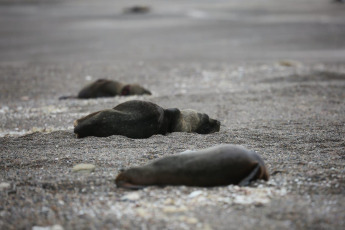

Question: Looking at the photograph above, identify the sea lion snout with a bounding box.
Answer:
[209,118,221,132]
[194,113,221,134]
[126,84,152,95]
[171,109,221,134]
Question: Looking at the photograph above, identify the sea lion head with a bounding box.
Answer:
[73,109,118,138]
[121,84,152,96]
[172,109,220,134]
[115,167,153,189]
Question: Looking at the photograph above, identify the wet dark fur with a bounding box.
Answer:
[115,144,269,188]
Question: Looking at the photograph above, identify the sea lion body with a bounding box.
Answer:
[115,144,269,188]
[60,79,151,99]
[73,100,220,138]
[124,6,150,14]
[78,79,123,98]
[74,100,177,138]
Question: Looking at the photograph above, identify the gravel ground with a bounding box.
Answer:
[0,0,345,230]
[1,62,344,230]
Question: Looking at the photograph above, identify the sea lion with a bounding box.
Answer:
[59,79,151,100]
[73,100,220,138]
[115,144,270,189]
[124,6,150,14]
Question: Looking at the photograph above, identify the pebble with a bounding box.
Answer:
[121,192,140,201]
[0,182,16,194]
[232,192,271,205]
[163,205,188,213]
[188,190,203,198]
[0,182,11,190]
[72,164,96,173]
[21,96,30,101]
[178,216,199,224]
[32,225,64,230]
[136,208,150,218]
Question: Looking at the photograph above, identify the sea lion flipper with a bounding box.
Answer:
[59,95,77,100]
[238,163,260,186]
[116,181,146,190]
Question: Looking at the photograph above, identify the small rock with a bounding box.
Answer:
[21,96,30,101]
[163,205,188,213]
[202,224,214,230]
[0,182,16,194]
[164,198,175,205]
[178,216,199,224]
[121,192,140,201]
[278,60,301,67]
[32,225,64,230]
[0,182,11,190]
[216,197,232,204]
[188,190,203,198]
[136,208,150,218]
[72,164,95,173]
[233,193,270,205]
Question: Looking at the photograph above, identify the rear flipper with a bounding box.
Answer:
[59,95,78,100]
[238,163,260,186]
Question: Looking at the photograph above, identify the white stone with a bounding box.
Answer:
[0,182,10,190]
[121,192,140,201]
[32,225,64,230]
[163,205,188,213]
[72,163,96,173]
[188,190,203,198]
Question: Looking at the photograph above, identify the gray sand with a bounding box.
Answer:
[0,0,344,230]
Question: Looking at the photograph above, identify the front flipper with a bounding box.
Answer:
[59,95,78,100]
[238,163,260,186]
[116,181,146,190]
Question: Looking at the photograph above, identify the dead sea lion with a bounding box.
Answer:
[73,100,220,138]
[124,6,150,14]
[115,144,269,189]
[59,79,151,100]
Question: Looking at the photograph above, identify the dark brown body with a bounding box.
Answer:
[73,100,220,138]
[59,79,151,99]
[115,144,269,188]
